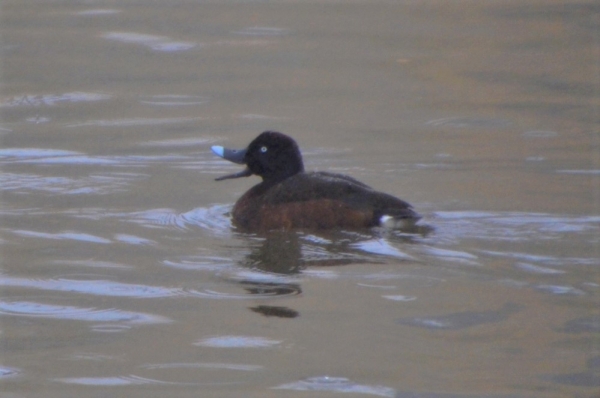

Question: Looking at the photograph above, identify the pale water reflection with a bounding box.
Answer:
[0,301,170,325]
[274,376,396,397]
[1,0,599,397]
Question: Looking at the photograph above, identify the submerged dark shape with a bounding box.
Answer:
[211,131,420,231]
[249,305,299,319]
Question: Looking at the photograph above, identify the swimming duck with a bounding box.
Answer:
[211,131,420,231]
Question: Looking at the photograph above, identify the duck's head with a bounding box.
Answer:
[212,131,305,183]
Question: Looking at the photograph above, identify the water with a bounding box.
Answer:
[1,1,599,397]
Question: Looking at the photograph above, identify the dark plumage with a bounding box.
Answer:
[212,131,420,231]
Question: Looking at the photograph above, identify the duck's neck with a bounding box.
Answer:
[260,170,302,188]
[261,159,304,185]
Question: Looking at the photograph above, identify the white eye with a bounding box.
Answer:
[260,146,268,153]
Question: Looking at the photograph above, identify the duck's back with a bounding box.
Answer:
[232,172,420,231]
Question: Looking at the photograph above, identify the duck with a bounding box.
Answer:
[211,131,420,231]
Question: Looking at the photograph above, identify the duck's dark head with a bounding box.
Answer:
[212,131,305,183]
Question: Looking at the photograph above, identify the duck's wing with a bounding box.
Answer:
[264,172,420,222]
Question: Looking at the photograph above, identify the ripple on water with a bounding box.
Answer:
[235,113,287,120]
[434,211,600,242]
[142,362,263,372]
[55,375,178,386]
[67,116,206,128]
[556,169,600,175]
[274,376,395,397]
[163,255,235,271]
[67,352,117,361]
[561,316,600,333]
[0,276,182,298]
[426,116,512,128]
[534,284,585,296]
[184,282,302,300]
[139,94,209,107]
[0,172,146,195]
[195,335,281,348]
[56,374,234,387]
[11,156,122,166]
[513,262,565,275]
[91,324,134,333]
[233,27,289,36]
[0,145,223,176]
[0,92,111,107]
[74,9,121,16]
[300,240,386,266]
[522,130,559,138]
[101,208,183,230]
[12,230,112,244]
[179,205,233,235]
[101,31,196,52]
[131,209,181,229]
[228,270,298,285]
[55,260,132,269]
[300,231,426,267]
[140,136,217,147]
[419,246,481,266]
[350,239,414,260]
[0,148,81,159]
[397,303,522,330]
[0,300,170,325]
[85,204,233,234]
[480,249,597,267]
[544,371,600,388]
[0,148,158,167]
[1,267,300,302]
[382,295,417,302]
[149,42,197,52]
[114,234,156,246]
[0,365,21,379]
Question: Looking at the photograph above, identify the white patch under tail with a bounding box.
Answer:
[379,215,413,229]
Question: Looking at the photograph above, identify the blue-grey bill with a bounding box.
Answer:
[211,145,252,181]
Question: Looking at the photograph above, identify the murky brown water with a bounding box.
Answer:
[1,1,599,397]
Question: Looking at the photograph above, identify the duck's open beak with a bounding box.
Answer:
[211,146,252,181]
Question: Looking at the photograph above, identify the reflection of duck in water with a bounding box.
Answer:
[242,232,302,319]
[212,131,420,231]
[238,228,423,319]
[243,229,421,275]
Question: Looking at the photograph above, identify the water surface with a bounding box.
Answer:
[1,1,598,397]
